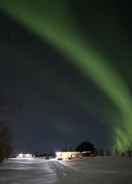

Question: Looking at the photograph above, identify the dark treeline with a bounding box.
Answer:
[0,126,12,162]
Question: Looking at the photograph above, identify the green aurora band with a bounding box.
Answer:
[1,0,132,152]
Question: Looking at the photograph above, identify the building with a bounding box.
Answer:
[56,151,81,160]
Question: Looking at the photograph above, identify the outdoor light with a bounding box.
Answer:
[17,153,24,159]
[16,153,33,160]
[56,152,81,160]
[56,152,62,157]
[25,154,32,158]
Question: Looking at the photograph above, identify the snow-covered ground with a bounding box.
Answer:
[0,157,132,184]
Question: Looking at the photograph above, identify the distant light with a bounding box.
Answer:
[56,151,81,160]
[16,153,33,160]
[25,154,32,158]
[17,153,24,159]
[56,152,62,157]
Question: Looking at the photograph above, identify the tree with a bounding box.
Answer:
[0,126,12,162]
[98,149,105,156]
[105,150,111,156]
[76,141,96,155]
[127,150,132,158]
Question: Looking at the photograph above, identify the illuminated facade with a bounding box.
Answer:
[56,152,81,160]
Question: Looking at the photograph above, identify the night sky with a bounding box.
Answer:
[0,1,132,153]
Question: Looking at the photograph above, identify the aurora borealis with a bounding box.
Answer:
[0,1,132,152]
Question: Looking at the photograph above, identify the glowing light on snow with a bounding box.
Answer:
[17,153,24,159]
[16,153,33,160]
